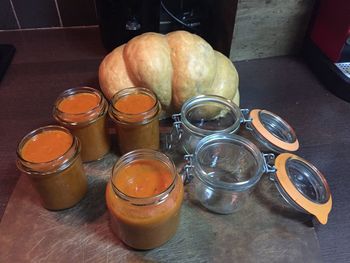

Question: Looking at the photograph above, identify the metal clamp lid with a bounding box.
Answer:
[182,154,194,184]
[262,153,277,174]
[165,113,183,151]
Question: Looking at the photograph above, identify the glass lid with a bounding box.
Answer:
[248,109,299,153]
[181,95,242,136]
[274,153,332,224]
[193,133,264,191]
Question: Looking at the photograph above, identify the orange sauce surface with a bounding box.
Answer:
[58,93,100,114]
[21,130,73,163]
[114,93,155,114]
[114,159,173,198]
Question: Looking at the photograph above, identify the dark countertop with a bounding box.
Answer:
[0,27,349,262]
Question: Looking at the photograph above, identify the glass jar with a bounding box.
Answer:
[168,95,242,154]
[186,133,265,214]
[168,95,299,154]
[109,87,161,154]
[53,87,110,162]
[16,125,87,210]
[184,133,332,224]
[105,149,184,249]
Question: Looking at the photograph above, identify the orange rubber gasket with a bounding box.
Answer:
[275,153,332,225]
[250,109,299,152]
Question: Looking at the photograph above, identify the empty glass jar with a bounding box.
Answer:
[168,95,299,154]
[184,133,332,224]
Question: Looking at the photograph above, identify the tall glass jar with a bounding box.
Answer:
[105,149,184,249]
[109,87,161,154]
[53,87,110,162]
[16,125,87,210]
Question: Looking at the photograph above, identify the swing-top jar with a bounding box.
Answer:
[184,133,332,224]
[169,95,299,154]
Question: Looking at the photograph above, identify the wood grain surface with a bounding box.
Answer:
[0,149,321,262]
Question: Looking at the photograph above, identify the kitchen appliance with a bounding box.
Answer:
[96,0,161,51]
[303,0,350,102]
[96,0,237,57]
[159,0,237,56]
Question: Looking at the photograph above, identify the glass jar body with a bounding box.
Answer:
[16,126,88,210]
[109,87,160,155]
[53,87,111,162]
[115,117,159,154]
[173,95,242,154]
[189,134,264,214]
[106,179,183,249]
[180,124,238,154]
[193,175,252,214]
[28,155,87,210]
[105,150,184,249]
[68,114,110,162]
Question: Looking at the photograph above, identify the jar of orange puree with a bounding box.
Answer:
[53,87,110,162]
[106,149,184,250]
[109,87,160,154]
[16,125,87,210]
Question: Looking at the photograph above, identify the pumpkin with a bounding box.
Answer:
[99,30,239,114]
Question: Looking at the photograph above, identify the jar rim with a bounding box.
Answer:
[180,95,242,137]
[53,87,107,126]
[109,87,160,126]
[16,125,80,175]
[110,149,177,205]
[193,133,264,191]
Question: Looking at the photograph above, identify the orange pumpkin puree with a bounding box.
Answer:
[58,93,100,114]
[21,130,72,163]
[111,92,159,153]
[114,159,173,198]
[114,93,155,114]
[106,158,183,249]
[55,91,110,162]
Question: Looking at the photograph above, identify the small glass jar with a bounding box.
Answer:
[168,95,242,154]
[16,125,87,210]
[168,95,299,154]
[187,133,264,214]
[105,149,184,249]
[53,87,110,162]
[109,87,161,154]
[184,133,332,224]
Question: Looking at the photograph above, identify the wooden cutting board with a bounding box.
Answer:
[0,149,322,262]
